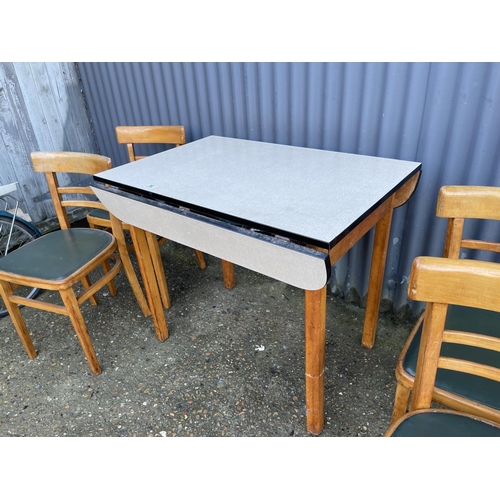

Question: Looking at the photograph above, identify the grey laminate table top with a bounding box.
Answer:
[95,136,421,249]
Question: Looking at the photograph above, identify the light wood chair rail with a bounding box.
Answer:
[439,185,500,259]
[115,125,186,162]
[31,151,112,174]
[408,256,500,311]
[437,185,500,220]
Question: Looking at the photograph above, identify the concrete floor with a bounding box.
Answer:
[0,239,414,438]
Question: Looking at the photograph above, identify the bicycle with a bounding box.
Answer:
[0,182,42,318]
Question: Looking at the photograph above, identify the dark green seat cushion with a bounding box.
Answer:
[87,208,110,220]
[403,305,500,410]
[0,228,114,281]
[391,410,500,437]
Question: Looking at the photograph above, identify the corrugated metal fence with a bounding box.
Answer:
[36,63,500,313]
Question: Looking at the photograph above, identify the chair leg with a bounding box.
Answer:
[59,288,101,375]
[109,214,151,317]
[101,259,117,296]
[81,276,98,306]
[391,382,411,424]
[0,280,37,359]
[119,247,151,317]
[221,260,235,289]
[194,250,206,269]
[130,226,169,342]
[146,231,171,309]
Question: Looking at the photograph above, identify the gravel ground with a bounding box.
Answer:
[6,238,484,497]
[0,239,413,438]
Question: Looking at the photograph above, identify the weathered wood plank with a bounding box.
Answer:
[0,62,97,225]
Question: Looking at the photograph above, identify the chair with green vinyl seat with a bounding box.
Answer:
[386,256,500,437]
[0,151,150,375]
[391,186,500,426]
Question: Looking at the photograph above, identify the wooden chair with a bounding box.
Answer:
[87,125,207,309]
[386,256,500,436]
[0,151,151,375]
[391,186,500,425]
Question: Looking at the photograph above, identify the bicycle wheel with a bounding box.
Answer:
[0,214,42,318]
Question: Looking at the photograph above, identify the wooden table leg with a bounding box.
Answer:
[361,204,394,349]
[305,285,327,435]
[361,172,420,348]
[130,226,169,342]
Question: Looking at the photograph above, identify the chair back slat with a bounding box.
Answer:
[58,187,95,195]
[438,186,500,259]
[31,151,111,174]
[60,200,106,210]
[443,330,500,352]
[460,239,500,253]
[115,125,186,162]
[438,357,500,382]
[437,186,500,220]
[408,257,500,312]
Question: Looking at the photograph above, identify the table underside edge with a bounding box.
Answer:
[93,186,331,291]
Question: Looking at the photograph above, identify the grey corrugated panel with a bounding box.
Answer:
[392,62,500,309]
[77,62,500,313]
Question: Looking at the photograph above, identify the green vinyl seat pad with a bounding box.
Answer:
[403,304,500,411]
[87,208,111,221]
[0,228,114,281]
[390,410,500,437]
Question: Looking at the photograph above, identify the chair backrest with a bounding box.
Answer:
[115,125,186,162]
[31,151,112,230]
[437,186,500,259]
[407,256,500,412]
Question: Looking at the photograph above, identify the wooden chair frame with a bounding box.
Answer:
[386,256,500,435]
[391,186,500,424]
[0,151,150,375]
